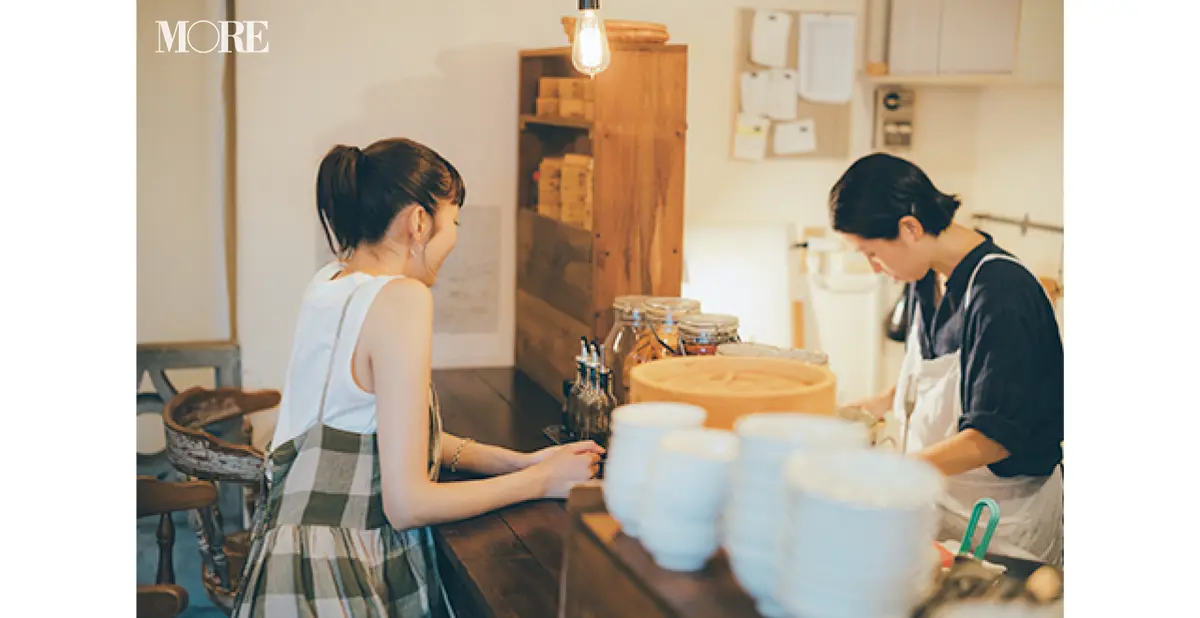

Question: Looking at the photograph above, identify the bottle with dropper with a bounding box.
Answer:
[586,343,616,448]
[579,341,602,443]
[564,337,590,441]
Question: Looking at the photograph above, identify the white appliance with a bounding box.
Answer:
[792,236,886,406]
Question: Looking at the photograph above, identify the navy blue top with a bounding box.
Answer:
[908,232,1064,478]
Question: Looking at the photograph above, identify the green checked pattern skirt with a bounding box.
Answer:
[232,389,451,618]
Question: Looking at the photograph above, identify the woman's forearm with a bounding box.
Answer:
[387,467,546,530]
[915,429,1010,477]
[440,432,528,475]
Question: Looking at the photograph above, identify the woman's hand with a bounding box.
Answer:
[531,441,605,499]
[518,441,604,469]
[848,385,897,420]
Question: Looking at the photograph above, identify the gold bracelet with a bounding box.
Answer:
[449,437,474,473]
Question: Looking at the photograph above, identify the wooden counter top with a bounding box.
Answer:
[430,368,1048,618]
[431,368,568,618]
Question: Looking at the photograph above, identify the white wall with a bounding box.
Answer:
[133,0,1060,392]
[232,0,870,389]
[137,0,231,452]
[137,0,229,344]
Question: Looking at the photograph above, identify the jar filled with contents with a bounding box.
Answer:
[603,295,651,406]
[643,297,702,360]
[678,313,741,356]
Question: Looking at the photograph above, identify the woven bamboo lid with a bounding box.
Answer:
[561,17,670,46]
[629,356,837,430]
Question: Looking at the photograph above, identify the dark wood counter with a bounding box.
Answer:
[431,368,568,618]
[430,368,1049,618]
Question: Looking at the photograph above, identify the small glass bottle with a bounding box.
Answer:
[604,296,652,406]
[577,343,600,441]
[583,345,616,448]
[564,337,590,440]
[678,313,742,356]
[592,369,616,447]
[643,297,702,360]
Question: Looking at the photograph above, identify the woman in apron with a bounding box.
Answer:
[233,138,603,617]
[828,153,1064,567]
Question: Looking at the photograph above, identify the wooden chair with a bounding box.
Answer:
[137,476,219,618]
[162,386,281,614]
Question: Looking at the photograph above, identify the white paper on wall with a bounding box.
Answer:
[740,70,770,117]
[767,69,799,120]
[797,13,858,103]
[733,114,770,162]
[750,10,792,68]
[773,118,818,155]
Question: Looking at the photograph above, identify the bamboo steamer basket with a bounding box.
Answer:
[561,17,670,46]
[628,356,837,430]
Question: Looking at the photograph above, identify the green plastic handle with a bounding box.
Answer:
[960,498,1000,560]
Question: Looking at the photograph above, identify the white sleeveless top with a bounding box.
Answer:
[269,261,401,449]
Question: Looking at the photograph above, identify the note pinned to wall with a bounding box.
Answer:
[732,8,853,160]
[750,10,791,68]
[733,114,770,162]
[767,69,799,121]
[797,13,858,103]
[740,70,770,117]
[773,118,818,155]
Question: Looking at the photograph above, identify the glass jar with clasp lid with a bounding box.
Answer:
[642,297,702,360]
[603,295,652,406]
[678,313,742,356]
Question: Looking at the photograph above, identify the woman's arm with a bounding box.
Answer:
[847,383,896,419]
[915,429,1010,477]
[442,435,593,476]
[440,433,529,475]
[367,280,598,529]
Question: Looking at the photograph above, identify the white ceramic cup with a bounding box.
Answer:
[640,516,721,572]
[602,402,707,537]
[639,428,739,522]
[777,449,945,618]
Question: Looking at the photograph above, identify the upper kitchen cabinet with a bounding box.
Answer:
[872,0,1062,87]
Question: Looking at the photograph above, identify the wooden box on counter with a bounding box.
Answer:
[516,45,688,403]
[559,482,761,618]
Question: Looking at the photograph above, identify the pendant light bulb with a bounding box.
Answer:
[571,0,610,77]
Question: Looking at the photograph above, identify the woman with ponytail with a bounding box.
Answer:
[233,138,603,617]
[830,153,1063,567]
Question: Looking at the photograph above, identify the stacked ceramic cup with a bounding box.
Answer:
[602,402,707,539]
[637,427,740,571]
[779,449,946,618]
[722,413,872,618]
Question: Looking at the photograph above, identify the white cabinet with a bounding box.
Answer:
[937,0,1021,74]
[888,0,1033,78]
[887,0,941,75]
[1013,0,1064,85]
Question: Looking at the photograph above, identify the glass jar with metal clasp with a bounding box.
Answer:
[678,313,742,356]
[603,295,652,406]
[642,297,702,360]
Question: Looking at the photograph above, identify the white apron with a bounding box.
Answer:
[889,253,1063,567]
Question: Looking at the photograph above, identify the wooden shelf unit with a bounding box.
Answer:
[515,45,688,402]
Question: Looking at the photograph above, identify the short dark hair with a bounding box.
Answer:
[828,153,960,240]
[316,137,466,258]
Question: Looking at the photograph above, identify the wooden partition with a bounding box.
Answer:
[515,45,689,402]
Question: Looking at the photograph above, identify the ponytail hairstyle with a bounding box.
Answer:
[316,138,466,259]
[828,153,961,239]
